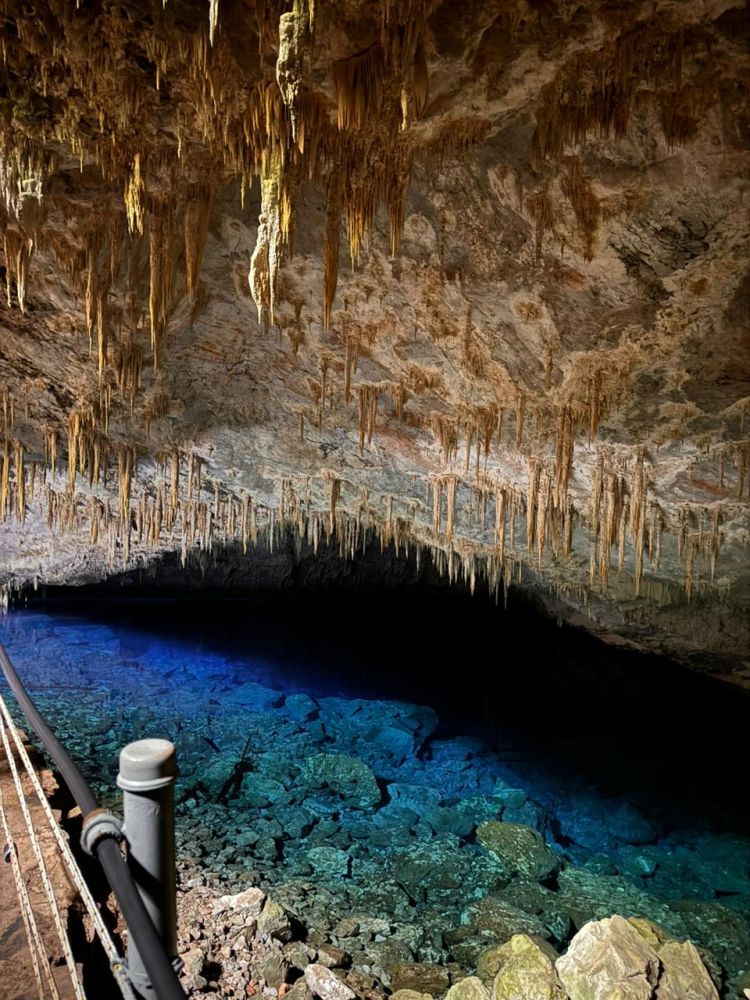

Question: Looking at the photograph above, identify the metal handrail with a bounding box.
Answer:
[0,641,186,1000]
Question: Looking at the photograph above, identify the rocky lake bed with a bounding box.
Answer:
[1,607,749,999]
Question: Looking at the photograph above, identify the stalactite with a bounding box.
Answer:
[515,392,525,450]
[249,150,285,327]
[495,485,507,566]
[329,477,341,534]
[425,478,438,538]
[526,184,554,263]
[323,175,343,330]
[560,156,600,262]
[209,0,220,46]
[117,445,135,519]
[276,6,307,143]
[554,405,574,505]
[358,384,379,454]
[45,427,57,483]
[445,476,458,545]
[149,201,174,362]
[526,458,540,552]
[12,440,25,522]
[589,453,603,589]
[184,186,213,301]
[333,46,385,132]
[589,371,603,443]
[0,438,9,522]
[3,227,33,311]
[124,154,145,236]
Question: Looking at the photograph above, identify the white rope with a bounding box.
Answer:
[0,781,59,1000]
[0,696,127,962]
[0,711,87,1000]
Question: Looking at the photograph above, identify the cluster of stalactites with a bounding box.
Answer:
[531,16,716,168]
[0,414,736,610]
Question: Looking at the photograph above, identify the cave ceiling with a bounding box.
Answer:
[0,0,749,679]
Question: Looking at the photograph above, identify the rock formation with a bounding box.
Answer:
[0,0,748,677]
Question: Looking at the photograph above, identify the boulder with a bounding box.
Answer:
[460,896,550,943]
[257,898,294,941]
[307,846,351,879]
[556,915,661,999]
[665,899,750,979]
[284,693,320,722]
[555,796,657,852]
[241,772,287,807]
[657,940,719,1000]
[304,754,381,809]
[304,964,356,1000]
[555,867,679,935]
[225,681,284,712]
[486,935,564,1000]
[444,976,489,1000]
[390,964,451,996]
[214,885,266,916]
[476,822,559,880]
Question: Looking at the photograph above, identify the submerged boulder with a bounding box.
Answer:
[304,754,381,809]
[307,845,351,879]
[556,915,661,999]
[443,976,489,1000]
[486,935,564,1000]
[556,915,719,1000]
[390,964,451,996]
[460,896,550,943]
[657,941,719,1000]
[304,964,356,1000]
[476,821,559,880]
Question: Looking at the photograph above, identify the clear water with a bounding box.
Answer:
[1,590,749,993]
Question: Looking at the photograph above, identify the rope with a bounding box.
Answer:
[0,710,87,1000]
[0,694,137,1000]
[0,781,59,1000]
[0,641,187,1000]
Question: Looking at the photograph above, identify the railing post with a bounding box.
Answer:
[117,739,179,998]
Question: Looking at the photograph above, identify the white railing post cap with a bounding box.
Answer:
[117,739,178,792]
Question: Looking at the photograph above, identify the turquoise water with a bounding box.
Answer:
[1,592,749,994]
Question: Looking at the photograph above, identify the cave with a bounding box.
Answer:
[0,0,749,998]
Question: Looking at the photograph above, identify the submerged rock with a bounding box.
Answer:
[555,914,719,1000]
[307,846,351,879]
[487,935,564,1000]
[657,941,719,1000]
[556,915,661,999]
[304,754,381,809]
[305,964,357,1000]
[555,796,657,852]
[476,821,559,880]
[460,896,549,943]
[390,964,451,996]
[443,975,489,1000]
[285,693,320,723]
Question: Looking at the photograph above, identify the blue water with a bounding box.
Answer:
[1,592,749,993]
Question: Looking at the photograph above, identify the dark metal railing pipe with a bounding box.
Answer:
[0,642,186,1000]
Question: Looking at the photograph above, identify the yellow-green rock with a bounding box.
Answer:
[476,936,556,988]
[487,934,564,1000]
[658,941,719,1000]
[444,976,489,1000]
[476,822,559,880]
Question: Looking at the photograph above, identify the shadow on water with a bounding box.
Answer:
[17,578,750,839]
